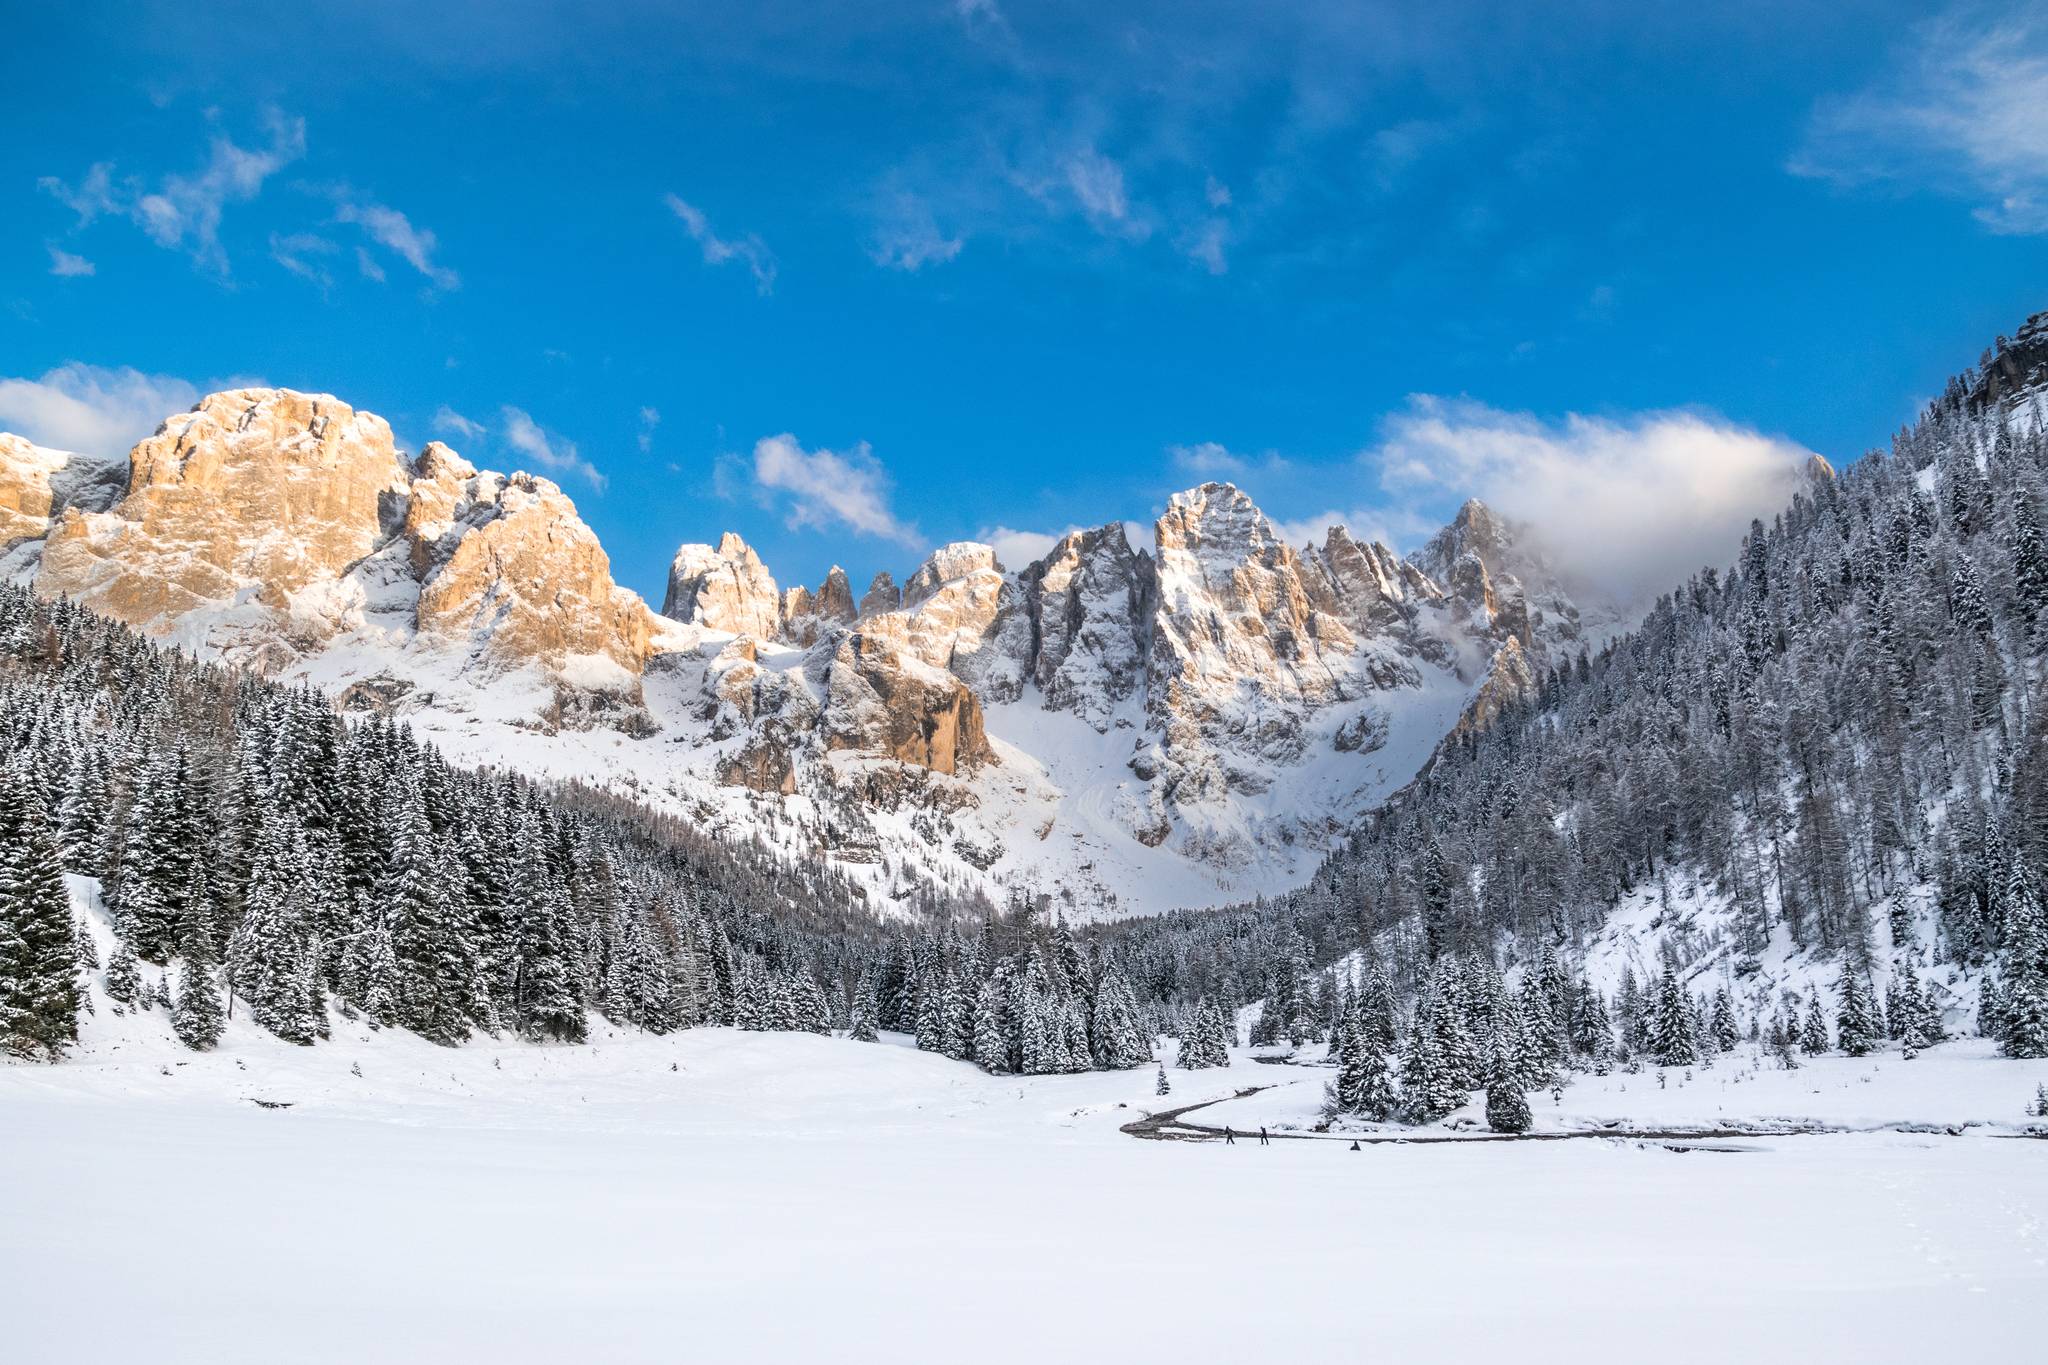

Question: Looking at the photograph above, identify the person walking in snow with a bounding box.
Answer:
[1259,1126,1270,1146]
[1223,1126,1235,1145]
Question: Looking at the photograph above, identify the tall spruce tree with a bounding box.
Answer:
[0,769,82,1060]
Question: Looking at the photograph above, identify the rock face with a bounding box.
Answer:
[656,478,1606,881]
[15,388,657,716]
[1971,309,2048,411]
[39,391,407,629]
[0,435,125,562]
[665,533,783,639]
[1020,525,1151,732]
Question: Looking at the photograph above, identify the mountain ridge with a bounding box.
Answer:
[2,387,1624,916]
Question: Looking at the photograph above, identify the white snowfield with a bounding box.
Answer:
[5,976,2046,1363]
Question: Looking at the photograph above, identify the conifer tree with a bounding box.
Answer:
[171,929,226,1052]
[972,974,1010,1073]
[1801,994,1831,1054]
[849,970,880,1042]
[104,937,141,1008]
[1483,1028,1533,1134]
[1835,971,1880,1057]
[1710,988,1739,1052]
[1400,993,1465,1122]
[1645,966,1698,1068]
[0,770,82,1060]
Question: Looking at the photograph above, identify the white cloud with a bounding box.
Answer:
[637,406,661,454]
[46,246,94,277]
[354,246,387,283]
[1790,11,2048,233]
[41,111,306,275]
[432,405,486,443]
[869,192,966,271]
[1369,396,1816,599]
[0,364,200,457]
[1179,218,1229,274]
[1266,505,1437,554]
[955,0,1014,45]
[1169,441,1288,479]
[663,193,776,294]
[1066,148,1129,224]
[1204,176,1232,209]
[269,232,338,290]
[752,434,918,544]
[500,406,605,491]
[331,193,459,288]
[981,525,1064,569]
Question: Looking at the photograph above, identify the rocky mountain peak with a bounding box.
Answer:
[1412,497,1515,582]
[859,570,902,617]
[17,386,656,717]
[904,542,999,606]
[663,532,781,638]
[38,388,410,630]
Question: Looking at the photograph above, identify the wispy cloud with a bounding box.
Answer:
[637,406,661,454]
[269,231,338,290]
[663,193,776,294]
[0,363,200,457]
[1169,441,1289,480]
[750,433,918,544]
[40,111,306,275]
[330,191,460,288]
[1790,9,2048,234]
[46,246,94,278]
[869,189,965,271]
[954,0,1014,45]
[500,405,605,491]
[432,405,486,443]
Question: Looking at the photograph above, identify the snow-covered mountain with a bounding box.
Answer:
[0,387,1625,916]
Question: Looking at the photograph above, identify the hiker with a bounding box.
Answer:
[1259,1126,1270,1146]
[1223,1126,1236,1145]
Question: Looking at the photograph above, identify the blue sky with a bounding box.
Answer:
[3,1,2046,602]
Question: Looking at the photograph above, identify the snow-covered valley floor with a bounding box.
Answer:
[4,1001,2045,1363]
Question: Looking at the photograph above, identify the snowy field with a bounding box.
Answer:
[4,997,2045,1364]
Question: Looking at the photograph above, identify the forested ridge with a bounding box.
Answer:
[1092,322,2048,1123]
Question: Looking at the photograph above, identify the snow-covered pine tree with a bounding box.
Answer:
[1089,967,1148,1069]
[849,969,880,1042]
[171,932,226,1052]
[383,778,479,1047]
[1835,971,1880,1056]
[228,809,318,1044]
[104,936,141,1008]
[1646,966,1698,1068]
[972,973,1010,1072]
[1400,991,1465,1123]
[1801,995,1831,1055]
[1710,988,1738,1052]
[1483,1021,1533,1134]
[0,767,82,1060]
